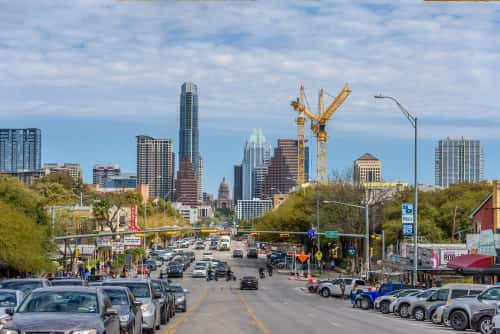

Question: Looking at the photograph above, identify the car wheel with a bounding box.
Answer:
[361,297,371,310]
[308,286,315,293]
[320,288,330,298]
[479,316,494,334]
[413,307,425,321]
[183,302,187,312]
[399,304,410,318]
[380,301,390,314]
[449,310,468,331]
[160,307,167,325]
[355,299,362,308]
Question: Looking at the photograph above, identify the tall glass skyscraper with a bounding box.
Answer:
[241,129,272,200]
[0,128,41,172]
[179,82,202,202]
[435,136,484,188]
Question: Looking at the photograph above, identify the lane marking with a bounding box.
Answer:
[163,287,209,334]
[237,291,271,334]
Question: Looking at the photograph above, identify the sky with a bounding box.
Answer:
[1,0,500,195]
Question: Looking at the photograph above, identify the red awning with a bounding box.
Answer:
[447,254,493,269]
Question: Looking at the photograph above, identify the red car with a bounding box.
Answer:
[136,265,149,275]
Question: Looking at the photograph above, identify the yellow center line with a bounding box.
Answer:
[163,287,209,334]
[237,291,271,334]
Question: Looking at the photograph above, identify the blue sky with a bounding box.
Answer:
[1,0,500,194]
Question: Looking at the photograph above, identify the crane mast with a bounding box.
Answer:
[296,86,306,186]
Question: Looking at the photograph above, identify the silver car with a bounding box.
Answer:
[392,288,437,316]
[0,290,25,330]
[374,289,420,314]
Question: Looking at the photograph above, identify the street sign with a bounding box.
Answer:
[347,246,356,256]
[402,203,414,236]
[315,250,323,261]
[112,242,124,253]
[298,251,308,263]
[307,229,315,239]
[124,236,141,246]
[325,231,339,239]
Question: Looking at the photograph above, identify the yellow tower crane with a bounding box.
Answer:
[291,84,351,184]
[295,85,306,185]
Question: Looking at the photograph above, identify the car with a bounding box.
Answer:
[215,263,229,277]
[374,289,420,314]
[144,260,157,272]
[0,289,25,330]
[169,285,187,312]
[208,243,218,250]
[247,248,258,258]
[442,285,500,333]
[425,302,446,323]
[102,279,161,334]
[87,275,111,283]
[318,278,369,298]
[393,288,437,317]
[431,304,447,325]
[51,279,88,287]
[240,276,258,290]
[306,279,332,294]
[151,279,174,325]
[137,265,150,276]
[0,278,51,295]
[150,256,163,267]
[409,284,489,321]
[101,286,143,334]
[195,242,205,250]
[232,250,243,258]
[202,252,214,261]
[2,286,120,334]
[354,282,411,310]
[183,251,196,263]
[491,313,500,334]
[167,264,184,278]
[192,263,208,278]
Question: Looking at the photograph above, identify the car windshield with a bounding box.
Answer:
[0,281,42,294]
[195,265,206,270]
[170,286,184,293]
[418,290,435,298]
[0,292,17,307]
[243,277,255,280]
[106,283,150,298]
[18,291,98,313]
[51,280,85,286]
[102,289,129,306]
[152,281,162,293]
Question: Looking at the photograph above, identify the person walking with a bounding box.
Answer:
[330,259,335,272]
[340,279,346,300]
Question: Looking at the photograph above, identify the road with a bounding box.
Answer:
[158,241,456,334]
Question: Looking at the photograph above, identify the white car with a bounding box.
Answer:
[202,252,214,261]
[318,278,368,298]
[192,263,208,277]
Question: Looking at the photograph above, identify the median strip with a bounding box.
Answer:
[164,287,209,334]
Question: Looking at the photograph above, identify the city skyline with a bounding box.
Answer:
[2,2,500,194]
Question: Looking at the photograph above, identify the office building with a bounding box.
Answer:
[435,136,484,188]
[253,165,268,199]
[3,169,46,186]
[136,135,175,200]
[241,129,271,200]
[353,153,382,185]
[262,139,306,198]
[197,156,203,204]
[93,164,120,187]
[233,164,243,206]
[236,199,273,220]
[106,173,137,189]
[216,177,232,210]
[43,163,82,182]
[175,158,198,206]
[0,128,41,172]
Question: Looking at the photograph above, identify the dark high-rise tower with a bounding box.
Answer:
[0,128,41,172]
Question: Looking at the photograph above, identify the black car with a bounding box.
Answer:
[215,263,229,277]
[167,264,184,278]
[247,248,258,259]
[0,278,51,294]
[151,279,174,325]
[2,286,120,334]
[232,250,243,258]
[169,285,187,312]
[240,276,258,290]
[101,286,142,334]
[51,279,88,287]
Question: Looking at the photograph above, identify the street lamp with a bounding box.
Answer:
[322,200,370,275]
[374,94,418,285]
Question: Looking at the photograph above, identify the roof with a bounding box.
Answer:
[469,193,493,219]
[447,254,493,269]
[356,153,379,161]
[34,286,99,293]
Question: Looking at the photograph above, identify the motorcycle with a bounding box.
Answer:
[259,269,265,279]
[206,271,218,281]
[226,272,236,281]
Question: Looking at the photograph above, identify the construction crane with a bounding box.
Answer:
[291,84,352,184]
[295,86,306,186]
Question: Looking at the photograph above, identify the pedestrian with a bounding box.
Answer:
[330,259,335,272]
[340,280,346,299]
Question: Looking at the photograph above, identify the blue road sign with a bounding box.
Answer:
[347,246,356,256]
[402,223,414,236]
[308,229,315,239]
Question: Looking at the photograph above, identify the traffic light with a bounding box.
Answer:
[370,247,374,258]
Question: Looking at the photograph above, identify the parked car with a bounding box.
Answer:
[393,288,438,317]
[192,263,208,278]
[354,282,411,309]
[167,264,184,278]
[232,250,243,258]
[151,279,174,325]
[102,279,161,333]
[51,279,88,287]
[240,276,258,290]
[441,285,500,333]
[169,285,187,312]
[408,284,489,321]
[374,289,420,314]
[431,304,447,325]
[318,278,369,298]
[101,286,142,334]
[0,278,51,295]
[491,312,500,334]
[0,289,25,330]
[306,279,332,294]
[247,248,258,259]
[2,287,120,334]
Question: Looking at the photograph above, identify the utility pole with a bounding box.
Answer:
[316,198,320,273]
[365,200,370,275]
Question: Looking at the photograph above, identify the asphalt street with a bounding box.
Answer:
[158,242,458,334]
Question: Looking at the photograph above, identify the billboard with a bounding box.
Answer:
[124,236,141,246]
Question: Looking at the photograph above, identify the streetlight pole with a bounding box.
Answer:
[375,94,418,285]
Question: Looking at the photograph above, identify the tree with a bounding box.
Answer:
[92,191,141,234]
[34,182,75,206]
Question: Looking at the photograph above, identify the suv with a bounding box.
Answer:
[318,278,369,298]
[151,279,175,325]
[374,289,420,314]
[0,278,51,295]
[407,284,488,321]
[394,288,438,317]
[442,285,500,333]
[247,248,258,258]
[102,279,161,334]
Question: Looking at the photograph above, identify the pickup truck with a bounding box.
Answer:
[318,278,371,298]
[353,282,411,310]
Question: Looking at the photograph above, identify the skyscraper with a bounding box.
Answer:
[93,164,120,187]
[241,129,271,200]
[136,135,175,200]
[233,164,243,206]
[197,156,203,204]
[175,158,198,206]
[0,128,41,172]
[353,153,382,185]
[435,136,484,188]
[44,163,82,182]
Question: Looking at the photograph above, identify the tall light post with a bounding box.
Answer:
[374,94,418,284]
[322,200,370,275]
